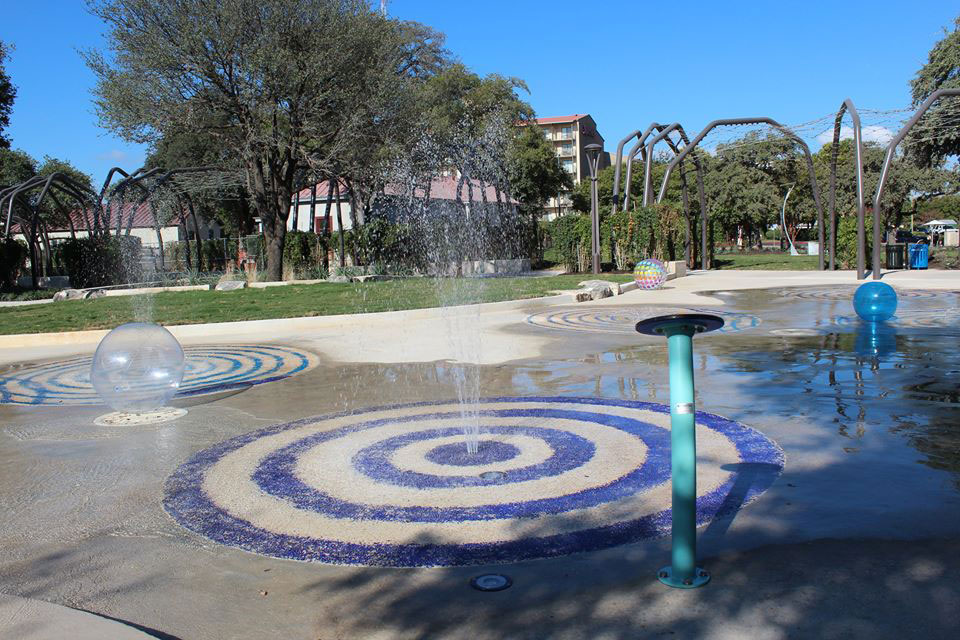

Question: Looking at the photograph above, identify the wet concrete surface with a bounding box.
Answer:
[2,285,960,638]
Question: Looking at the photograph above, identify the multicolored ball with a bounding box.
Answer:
[633,259,667,290]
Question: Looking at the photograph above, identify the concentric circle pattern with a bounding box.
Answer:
[771,286,953,301]
[0,345,318,405]
[526,306,760,335]
[163,397,784,567]
[832,309,960,329]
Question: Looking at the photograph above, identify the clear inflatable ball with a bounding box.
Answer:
[90,322,185,413]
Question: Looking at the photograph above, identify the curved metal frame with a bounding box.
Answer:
[2,166,221,288]
[871,88,960,279]
[619,123,663,212]
[827,99,865,276]
[612,123,709,268]
[656,117,826,271]
[642,123,709,268]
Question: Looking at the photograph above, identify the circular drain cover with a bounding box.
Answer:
[470,574,512,592]
[94,407,187,426]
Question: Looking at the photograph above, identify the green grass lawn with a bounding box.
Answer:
[712,253,820,270]
[0,274,635,335]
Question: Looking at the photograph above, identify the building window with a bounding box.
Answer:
[562,159,575,173]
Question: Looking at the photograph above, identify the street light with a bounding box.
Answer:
[585,143,603,274]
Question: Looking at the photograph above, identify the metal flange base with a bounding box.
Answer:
[657,566,711,589]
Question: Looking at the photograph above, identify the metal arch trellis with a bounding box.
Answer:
[1,166,222,288]
[640,123,709,268]
[655,117,827,271]
[611,124,709,268]
[827,99,866,277]
[870,88,960,280]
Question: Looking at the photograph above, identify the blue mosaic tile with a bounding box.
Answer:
[163,396,784,567]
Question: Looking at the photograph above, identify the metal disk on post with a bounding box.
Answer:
[635,313,724,589]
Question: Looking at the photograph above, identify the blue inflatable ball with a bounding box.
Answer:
[854,320,897,358]
[853,282,897,323]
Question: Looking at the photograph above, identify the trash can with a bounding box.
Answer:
[885,243,906,269]
[908,243,929,269]
[807,241,819,256]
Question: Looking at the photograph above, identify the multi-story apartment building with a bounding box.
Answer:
[533,114,608,219]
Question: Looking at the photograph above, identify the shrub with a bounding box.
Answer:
[608,205,687,271]
[353,217,416,271]
[282,230,317,277]
[59,235,143,288]
[0,237,28,289]
[545,213,592,272]
[835,214,873,270]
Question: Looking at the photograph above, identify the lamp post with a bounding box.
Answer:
[585,143,603,274]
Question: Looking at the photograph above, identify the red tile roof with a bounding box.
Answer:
[534,114,588,125]
[11,201,178,234]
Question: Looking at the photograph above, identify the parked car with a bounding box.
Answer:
[895,230,926,243]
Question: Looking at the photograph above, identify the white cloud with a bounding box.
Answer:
[816,125,894,147]
[97,149,131,162]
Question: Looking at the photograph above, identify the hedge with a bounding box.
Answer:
[0,237,28,289]
[541,205,688,272]
[835,214,873,270]
[58,236,143,288]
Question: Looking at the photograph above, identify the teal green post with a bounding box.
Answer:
[658,323,710,588]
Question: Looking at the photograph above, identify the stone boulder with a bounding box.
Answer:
[578,279,622,295]
[575,282,614,302]
[215,280,247,291]
[52,289,86,302]
[84,289,107,299]
[326,275,351,283]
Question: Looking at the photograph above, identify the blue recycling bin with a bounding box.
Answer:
[908,243,929,269]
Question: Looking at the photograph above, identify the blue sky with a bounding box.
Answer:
[1,1,956,180]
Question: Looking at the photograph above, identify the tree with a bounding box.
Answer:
[704,132,811,246]
[507,124,571,213]
[0,41,16,149]
[506,123,571,259]
[0,148,35,190]
[419,64,534,200]
[815,139,958,230]
[34,156,94,232]
[908,17,960,167]
[85,0,445,280]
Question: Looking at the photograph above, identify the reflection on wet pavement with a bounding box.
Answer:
[515,286,960,492]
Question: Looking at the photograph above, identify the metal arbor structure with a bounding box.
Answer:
[0,173,99,289]
[826,99,866,276]
[655,117,827,272]
[1,166,219,288]
[642,123,709,267]
[870,88,960,279]
[611,124,708,268]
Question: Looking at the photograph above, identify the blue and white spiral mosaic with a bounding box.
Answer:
[0,345,318,406]
[526,307,760,335]
[164,397,784,567]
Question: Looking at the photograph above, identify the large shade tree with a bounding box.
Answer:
[908,16,960,167]
[86,0,445,280]
[0,41,16,150]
